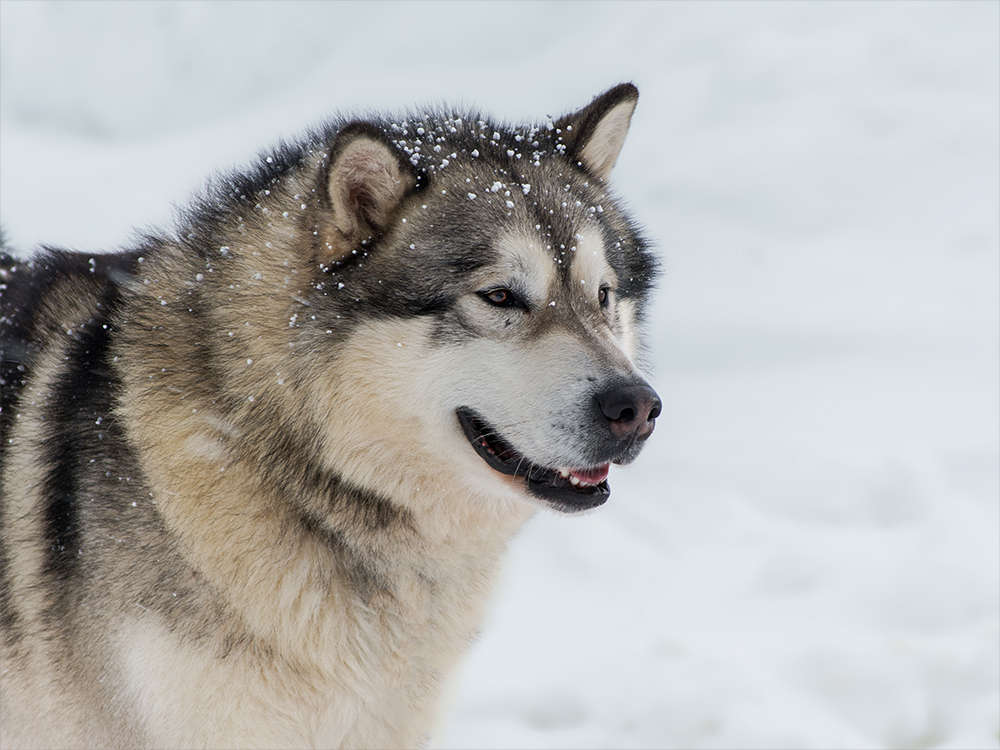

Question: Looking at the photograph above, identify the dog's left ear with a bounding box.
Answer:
[553,83,639,182]
[319,122,419,264]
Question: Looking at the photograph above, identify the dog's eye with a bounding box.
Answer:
[598,287,610,307]
[481,288,517,307]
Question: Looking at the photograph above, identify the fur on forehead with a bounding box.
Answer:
[191,84,637,212]
[367,83,639,185]
[181,85,654,301]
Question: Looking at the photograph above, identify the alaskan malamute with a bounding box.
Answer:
[0,83,659,748]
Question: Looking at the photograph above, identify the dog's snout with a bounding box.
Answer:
[595,382,661,441]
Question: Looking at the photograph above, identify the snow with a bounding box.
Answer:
[2,1,997,748]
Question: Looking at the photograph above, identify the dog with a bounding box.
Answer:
[0,83,660,749]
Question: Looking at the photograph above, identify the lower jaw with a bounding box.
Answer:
[526,473,610,512]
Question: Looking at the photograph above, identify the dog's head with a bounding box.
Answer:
[300,85,659,515]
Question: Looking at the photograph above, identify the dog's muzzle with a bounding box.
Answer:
[456,379,660,513]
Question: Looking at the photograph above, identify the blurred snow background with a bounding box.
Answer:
[1,1,997,748]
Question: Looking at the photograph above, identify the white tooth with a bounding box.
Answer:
[569,475,580,486]
[558,468,570,478]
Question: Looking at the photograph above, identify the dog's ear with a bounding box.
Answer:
[320,123,418,264]
[553,83,639,182]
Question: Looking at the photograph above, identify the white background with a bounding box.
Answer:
[1,2,997,747]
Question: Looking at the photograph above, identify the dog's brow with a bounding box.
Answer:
[491,230,557,297]
[566,227,612,287]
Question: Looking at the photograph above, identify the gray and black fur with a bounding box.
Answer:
[0,84,659,749]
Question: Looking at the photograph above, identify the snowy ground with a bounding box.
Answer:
[1,2,997,748]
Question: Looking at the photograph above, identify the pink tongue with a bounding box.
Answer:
[570,464,610,485]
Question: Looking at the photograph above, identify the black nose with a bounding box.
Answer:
[595,382,661,441]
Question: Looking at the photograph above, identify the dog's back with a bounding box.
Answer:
[1,249,153,748]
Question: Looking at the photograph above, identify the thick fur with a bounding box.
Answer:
[0,85,658,749]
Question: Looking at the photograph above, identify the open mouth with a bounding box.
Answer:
[456,407,610,511]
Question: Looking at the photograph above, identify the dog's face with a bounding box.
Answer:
[306,86,659,514]
[443,224,660,512]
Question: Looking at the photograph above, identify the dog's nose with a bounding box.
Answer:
[595,382,661,441]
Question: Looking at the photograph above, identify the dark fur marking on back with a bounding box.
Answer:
[1,251,139,454]
[2,251,138,641]
[38,282,126,625]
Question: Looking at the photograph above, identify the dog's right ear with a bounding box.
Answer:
[553,83,639,182]
[319,123,419,264]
